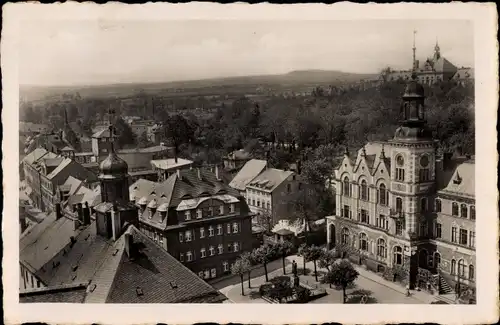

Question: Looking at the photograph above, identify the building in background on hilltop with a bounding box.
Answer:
[326,73,475,303]
[130,166,253,281]
[223,149,252,172]
[20,132,226,303]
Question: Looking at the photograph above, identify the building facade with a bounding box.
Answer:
[131,167,254,280]
[326,74,475,301]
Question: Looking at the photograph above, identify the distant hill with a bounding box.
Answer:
[20,70,378,101]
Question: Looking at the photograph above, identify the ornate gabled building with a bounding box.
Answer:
[326,73,475,303]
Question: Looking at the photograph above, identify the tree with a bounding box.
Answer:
[267,276,294,303]
[276,240,294,275]
[114,117,137,149]
[318,250,338,272]
[253,244,278,282]
[137,131,152,148]
[297,243,309,274]
[231,257,251,296]
[321,260,359,303]
[240,251,257,289]
[303,245,324,281]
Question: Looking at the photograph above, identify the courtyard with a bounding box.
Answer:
[218,254,437,304]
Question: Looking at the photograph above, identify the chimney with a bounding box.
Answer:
[215,165,221,181]
[77,203,84,223]
[197,168,202,180]
[83,202,91,225]
[124,233,135,259]
[55,203,62,220]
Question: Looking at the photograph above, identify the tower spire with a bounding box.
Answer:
[108,106,116,153]
[412,30,417,71]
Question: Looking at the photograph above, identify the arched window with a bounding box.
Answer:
[452,202,459,216]
[341,228,350,245]
[359,233,368,251]
[434,252,441,269]
[470,205,475,220]
[377,238,387,258]
[393,246,403,265]
[343,177,350,197]
[460,204,468,218]
[468,265,474,280]
[379,184,387,206]
[421,198,428,212]
[435,199,442,212]
[458,259,466,278]
[451,259,456,275]
[396,197,403,212]
[360,180,368,201]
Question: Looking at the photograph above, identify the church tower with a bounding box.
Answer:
[389,73,437,288]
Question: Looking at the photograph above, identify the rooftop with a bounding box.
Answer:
[229,159,268,191]
[247,168,295,192]
[151,158,193,170]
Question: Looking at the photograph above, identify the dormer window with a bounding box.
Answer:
[453,172,462,185]
[229,204,235,213]
[196,209,203,219]
[185,210,191,221]
[219,205,224,215]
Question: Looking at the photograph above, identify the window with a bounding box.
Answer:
[179,232,184,242]
[435,223,442,238]
[469,265,474,280]
[252,199,255,206]
[419,222,428,237]
[343,177,351,197]
[257,200,261,207]
[227,223,231,234]
[227,243,233,253]
[393,246,403,265]
[185,230,192,242]
[459,229,468,245]
[377,238,387,258]
[396,197,403,212]
[359,233,368,251]
[234,242,240,252]
[208,207,213,217]
[219,205,224,215]
[208,226,214,237]
[470,206,475,220]
[287,183,291,193]
[200,248,206,258]
[196,209,203,219]
[342,205,350,219]
[298,183,303,190]
[204,270,210,279]
[198,271,204,278]
[360,209,369,224]
[233,222,239,233]
[217,224,223,235]
[395,168,405,182]
[200,227,205,238]
[267,202,270,210]
[341,228,350,245]
[180,253,184,262]
[211,268,217,278]
[186,251,193,262]
[451,259,456,275]
[379,184,388,206]
[209,246,215,256]
[419,168,430,182]
[395,220,404,236]
[360,180,369,201]
[218,244,223,254]
[469,231,475,248]
[451,227,457,243]
[420,198,428,212]
[435,199,442,212]
[230,204,235,213]
[460,204,468,218]
[434,252,441,269]
[458,259,466,278]
[185,210,191,221]
[376,215,388,230]
[223,261,229,272]
[452,202,459,216]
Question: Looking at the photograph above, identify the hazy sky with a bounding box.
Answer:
[19,20,474,86]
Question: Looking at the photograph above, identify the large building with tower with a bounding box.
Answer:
[326,73,475,303]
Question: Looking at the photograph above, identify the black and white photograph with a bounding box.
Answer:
[2,2,498,325]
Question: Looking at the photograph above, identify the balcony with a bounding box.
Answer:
[389,209,404,219]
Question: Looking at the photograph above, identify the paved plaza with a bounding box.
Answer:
[218,254,437,304]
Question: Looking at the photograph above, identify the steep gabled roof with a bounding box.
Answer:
[438,159,475,199]
[92,128,110,139]
[229,159,267,191]
[247,168,294,192]
[22,147,50,165]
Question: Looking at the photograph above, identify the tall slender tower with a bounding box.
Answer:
[412,30,417,71]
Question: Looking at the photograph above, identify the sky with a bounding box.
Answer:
[19,20,474,86]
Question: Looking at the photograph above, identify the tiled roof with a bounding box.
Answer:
[22,147,50,165]
[42,157,64,167]
[46,158,73,179]
[92,128,110,139]
[20,214,83,275]
[20,283,88,303]
[229,159,267,191]
[247,168,294,192]
[151,158,193,170]
[131,169,242,229]
[30,221,226,303]
[62,176,83,195]
[439,159,475,199]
